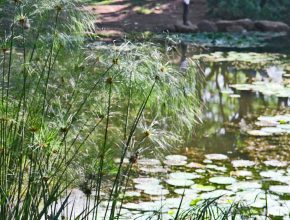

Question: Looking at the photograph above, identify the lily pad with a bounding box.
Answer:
[169,172,201,180]
[226,181,262,191]
[274,175,290,184]
[261,127,285,135]
[135,184,163,191]
[231,170,253,177]
[247,130,272,136]
[139,166,167,173]
[165,155,187,161]
[232,160,256,168]
[277,124,290,130]
[255,121,278,127]
[257,116,277,123]
[186,162,205,169]
[164,160,187,166]
[164,155,187,166]
[205,154,229,161]
[133,177,160,185]
[143,188,169,196]
[267,205,290,217]
[201,190,234,199]
[124,191,141,197]
[209,176,237,185]
[191,184,216,192]
[260,170,285,178]
[206,165,227,172]
[269,185,290,195]
[195,169,206,173]
[264,160,288,167]
[137,158,161,166]
[166,178,194,187]
[174,188,199,195]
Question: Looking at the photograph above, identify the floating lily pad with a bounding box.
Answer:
[269,185,290,195]
[247,130,271,136]
[166,179,194,187]
[255,121,278,127]
[195,169,206,173]
[161,197,192,209]
[137,158,161,166]
[267,205,290,217]
[227,181,262,191]
[235,189,265,204]
[124,201,159,212]
[165,155,187,161]
[135,184,163,191]
[258,116,278,122]
[275,115,290,123]
[260,170,285,178]
[164,155,187,166]
[133,177,160,185]
[124,191,141,197]
[261,127,285,135]
[186,162,205,169]
[249,200,266,209]
[274,175,290,184]
[139,166,167,173]
[231,170,253,177]
[164,160,187,166]
[209,176,237,185]
[232,160,256,168]
[277,124,290,130]
[264,160,288,167]
[230,84,252,91]
[143,188,169,196]
[201,190,234,199]
[206,165,227,172]
[205,154,229,161]
[174,188,199,195]
[191,184,216,192]
[169,172,201,180]
[203,159,213,164]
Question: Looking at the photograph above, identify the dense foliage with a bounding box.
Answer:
[207,0,290,23]
[0,0,202,218]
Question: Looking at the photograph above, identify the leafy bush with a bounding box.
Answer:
[207,0,290,23]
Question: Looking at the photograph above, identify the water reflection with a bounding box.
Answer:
[173,42,290,156]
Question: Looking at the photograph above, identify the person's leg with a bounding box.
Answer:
[183,0,190,25]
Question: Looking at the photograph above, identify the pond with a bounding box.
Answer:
[70,36,290,219]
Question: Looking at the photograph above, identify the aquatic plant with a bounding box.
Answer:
[0,0,203,219]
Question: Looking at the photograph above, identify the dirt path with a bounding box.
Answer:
[84,0,208,38]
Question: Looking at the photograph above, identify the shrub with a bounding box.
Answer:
[207,0,290,23]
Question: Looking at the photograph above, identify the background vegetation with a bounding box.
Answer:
[207,0,290,23]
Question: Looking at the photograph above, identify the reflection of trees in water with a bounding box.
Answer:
[177,44,289,125]
[178,49,289,155]
[238,90,254,119]
[206,61,288,120]
[278,97,288,108]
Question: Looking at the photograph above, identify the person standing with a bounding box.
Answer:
[183,0,190,25]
